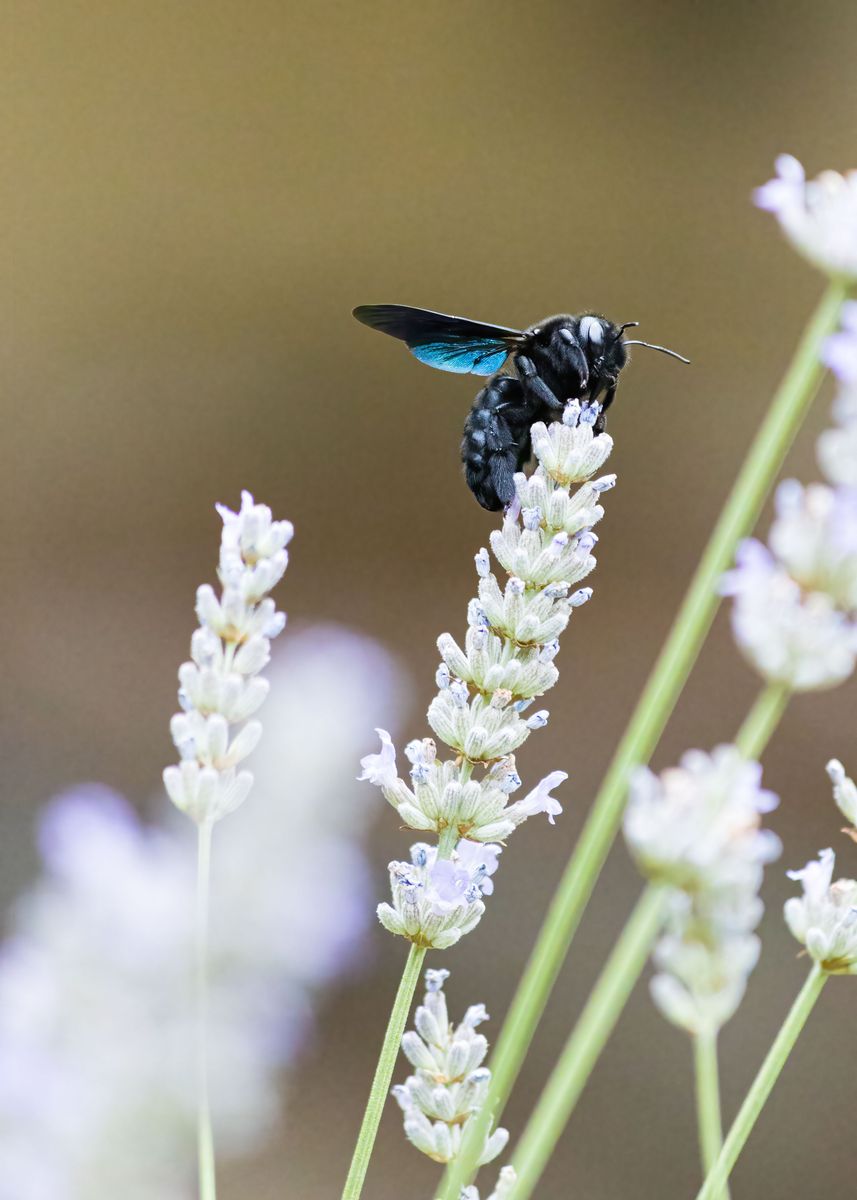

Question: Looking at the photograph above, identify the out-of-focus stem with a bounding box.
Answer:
[735,682,790,760]
[196,818,216,1200]
[508,885,668,1199]
[694,1030,731,1200]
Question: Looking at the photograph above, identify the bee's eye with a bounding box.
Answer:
[579,316,604,347]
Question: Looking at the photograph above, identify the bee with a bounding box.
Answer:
[353,303,688,510]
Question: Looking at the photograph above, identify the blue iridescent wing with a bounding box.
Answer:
[353,304,523,377]
[409,340,513,375]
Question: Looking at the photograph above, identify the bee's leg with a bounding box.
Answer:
[515,354,564,414]
[594,382,616,434]
[462,376,525,510]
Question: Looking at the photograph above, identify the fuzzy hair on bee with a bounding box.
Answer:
[353,304,688,511]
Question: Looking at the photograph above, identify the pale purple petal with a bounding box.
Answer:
[357,728,398,787]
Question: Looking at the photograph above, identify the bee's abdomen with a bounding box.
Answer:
[461,376,532,511]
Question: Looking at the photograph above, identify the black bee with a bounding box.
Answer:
[353,304,688,510]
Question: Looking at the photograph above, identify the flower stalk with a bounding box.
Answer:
[164,491,292,1198]
[735,682,791,760]
[341,944,427,1200]
[693,1030,730,1200]
[437,279,846,1200]
[694,964,827,1200]
[196,818,216,1200]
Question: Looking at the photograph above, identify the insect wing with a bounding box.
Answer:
[353,304,523,376]
[409,339,512,375]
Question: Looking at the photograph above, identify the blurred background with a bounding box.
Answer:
[3,2,856,1197]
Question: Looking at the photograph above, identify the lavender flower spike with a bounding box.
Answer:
[394,970,509,1166]
[164,491,293,824]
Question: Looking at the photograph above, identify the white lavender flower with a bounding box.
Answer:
[768,480,857,612]
[394,970,508,1167]
[164,491,292,824]
[625,746,781,1034]
[721,540,857,691]
[649,903,761,1036]
[818,302,857,488]
[625,747,780,897]
[755,155,857,280]
[823,301,857,383]
[827,758,857,839]
[460,1166,517,1200]
[377,842,497,949]
[362,728,567,843]
[0,627,403,1197]
[784,849,857,975]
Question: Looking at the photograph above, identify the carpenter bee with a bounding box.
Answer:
[353,303,688,511]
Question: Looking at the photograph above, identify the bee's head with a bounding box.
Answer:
[579,315,629,377]
[583,316,690,397]
[523,313,688,401]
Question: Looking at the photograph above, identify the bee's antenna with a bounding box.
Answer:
[609,321,638,345]
[624,339,690,364]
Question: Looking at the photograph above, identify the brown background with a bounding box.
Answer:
[4,2,856,1197]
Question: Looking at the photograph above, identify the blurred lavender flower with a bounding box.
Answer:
[0,626,406,1199]
[818,302,857,489]
[625,747,781,1035]
[769,480,857,611]
[625,747,779,895]
[722,373,857,689]
[362,399,616,948]
[755,155,857,280]
[722,539,857,690]
[393,970,508,1166]
[164,491,292,824]
[822,300,857,383]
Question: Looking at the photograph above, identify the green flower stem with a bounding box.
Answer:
[196,818,217,1200]
[695,964,827,1200]
[735,682,790,760]
[437,825,459,856]
[438,278,846,1200]
[694,1030,730,1200]
[341,943,427,1200]
[508,885,668,1200]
